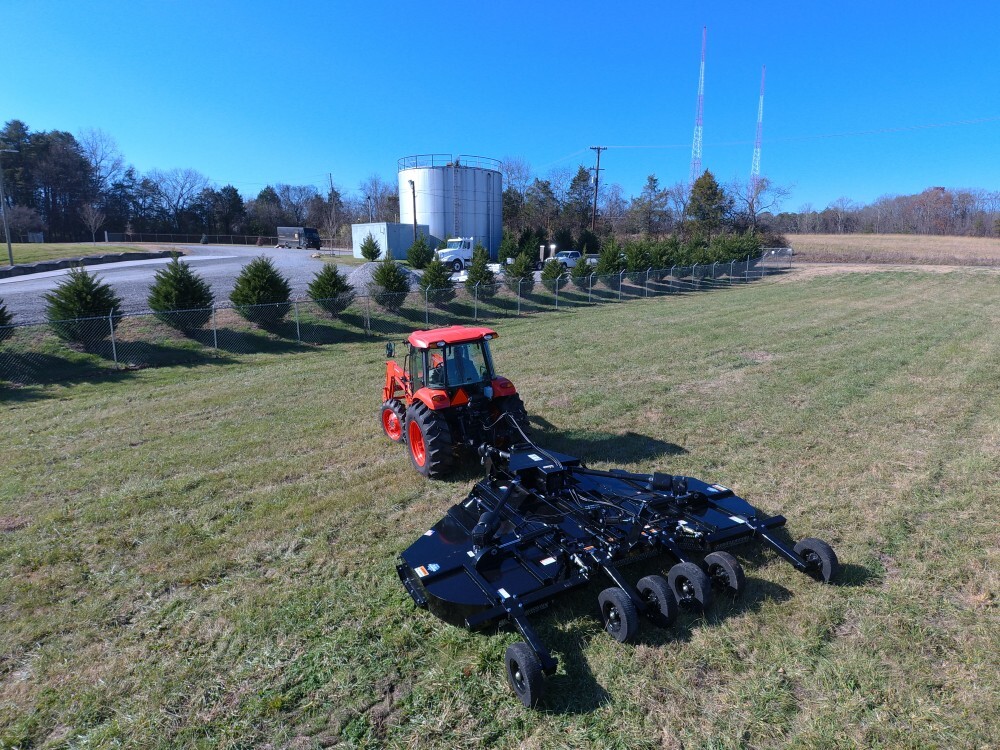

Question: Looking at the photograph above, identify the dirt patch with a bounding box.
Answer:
[742,350,775,363]
[0,516,30,532]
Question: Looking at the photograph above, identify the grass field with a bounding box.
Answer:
[1,268,998,748]
[2,244,165,267]
[788,233,1000,265]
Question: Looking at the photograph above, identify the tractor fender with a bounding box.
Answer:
[491,377,517,397]
[413,387,451,411]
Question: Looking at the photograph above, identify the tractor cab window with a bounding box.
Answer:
[426,342,491,388]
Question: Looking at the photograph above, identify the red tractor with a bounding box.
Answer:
[380,325,530,477]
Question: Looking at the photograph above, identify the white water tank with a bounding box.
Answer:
[398,154,503,258]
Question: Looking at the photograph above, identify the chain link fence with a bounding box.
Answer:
[102,231,349,250]
[0,250,791,386]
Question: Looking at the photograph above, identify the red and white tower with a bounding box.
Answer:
[750,65,766,193]
[689,26,707,187]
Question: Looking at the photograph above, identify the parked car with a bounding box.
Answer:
[553,250,582,268]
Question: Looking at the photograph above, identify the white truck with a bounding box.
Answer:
[436,237,475,271]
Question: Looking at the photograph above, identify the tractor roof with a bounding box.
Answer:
[408,325,498,349]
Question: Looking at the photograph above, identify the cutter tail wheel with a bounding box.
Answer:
[598,587,640,643]
[704,551,746,597]
[380,399,406,443]
[637,574,678,627]
[405,402,454,478]
[794,537,840,583]
[504,642,544,708]
[668,562,714,610]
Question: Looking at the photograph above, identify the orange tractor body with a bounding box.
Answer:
[380,325,528,477]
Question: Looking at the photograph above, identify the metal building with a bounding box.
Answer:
[398,154,503,258]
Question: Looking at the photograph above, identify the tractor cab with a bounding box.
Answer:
[381,325,529,478]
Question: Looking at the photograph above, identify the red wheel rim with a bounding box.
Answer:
[382,408,402,441]
[408,420,426,466]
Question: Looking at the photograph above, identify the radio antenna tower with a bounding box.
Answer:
[688,26,707,187]
[750,65,767,194]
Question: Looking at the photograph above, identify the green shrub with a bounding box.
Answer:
[44,266,122,344]
[419,258,456,306]
[229,256,292,326]
[650,236,682,269]
[0,296,13,342]
[406,235,434,269]
[577,228,600,255]
[505,252,535,295]
[360,233,382,261]
[147,256,214,330]
[623,239,653,272]
[552,227,574,252]
[371,258,410,310]
[464,245,496,298]
[708,231,762,263]
[498,232,519,263]
[307,263,354,315]
[570,255,595,289]
[594,237,625,279]
[540,258,565,291]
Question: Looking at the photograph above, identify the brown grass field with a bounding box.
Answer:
[787,234,1000,265]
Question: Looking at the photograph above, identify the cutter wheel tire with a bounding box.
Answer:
[405,403,454,478]
[637,575,678,627]
[380,399,406,443]
[504,642,544,708]
[704,551,746,597]
[495,394,530,435]
[668,562,714,610]
[598,587,640,643]
[794,537,840,583]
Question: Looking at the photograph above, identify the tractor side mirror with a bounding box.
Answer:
[386,342,395,358]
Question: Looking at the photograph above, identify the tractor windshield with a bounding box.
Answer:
[427,341,492,388]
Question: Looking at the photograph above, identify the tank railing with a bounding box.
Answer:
[398,154,502,172]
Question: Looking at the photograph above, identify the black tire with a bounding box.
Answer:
[704,551,746,597]
[598,587,639,643]
[668,562,713,610]
[404,402,454,479]
[504,642,544,708]
[379,399,406,443]
[451,259,463,272]
[794,537,840,583]
[637,574,678,627]
[494,393,530,435]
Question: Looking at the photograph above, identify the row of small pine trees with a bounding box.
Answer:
[0,255,355,345]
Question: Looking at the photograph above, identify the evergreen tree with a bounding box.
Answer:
[623,239,653,272]
[505,252,535,295]
[360,232,382,261]
[594,237,625,277]
[371,258,410,310]
[686,171,732,239]
[0,296,13,342]
[229,256,292,326]
[406,235,434,269]
[498,231,519,263]
[540,258,565,291]
[577,228,600,255]
[419,257,456,306]
[464,245,496,298]
[307,263,354,315]
[570,253,595,289]
[552,227,575,252]
[147,256,214,330]
[44,266,123,344]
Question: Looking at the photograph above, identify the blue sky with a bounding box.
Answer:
[6,0,1000,211]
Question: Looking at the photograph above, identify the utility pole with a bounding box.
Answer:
[0,149,16,266]
[589,146,606,232]
[408,179,417,243]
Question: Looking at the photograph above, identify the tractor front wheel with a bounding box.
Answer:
[405,402,454,478]
[380,399,406,443]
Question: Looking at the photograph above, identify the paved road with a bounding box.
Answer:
[0,245,335,324]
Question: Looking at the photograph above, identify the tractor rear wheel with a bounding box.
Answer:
[380,399,406,443]
[405,402,454,478]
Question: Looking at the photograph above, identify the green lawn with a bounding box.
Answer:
[1,269,997,748]
[2,244,158,266]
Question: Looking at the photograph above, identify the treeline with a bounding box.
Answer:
[767,187,1000,237]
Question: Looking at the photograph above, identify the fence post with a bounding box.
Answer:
[108,311,119,369]
[212,305,218,353]
[645,267,651,297]
[554,274,559,309]
[424,287,429,325]
[730,260,734,285]
[712,262,717,284]
[745,255,750,283]
[474,282,479,321]
[693,264,698,291]
[293,300,301,343]
[364,295,371,335]
[670,265,676,294]
[618,270,624,301]
[516,278,521,316]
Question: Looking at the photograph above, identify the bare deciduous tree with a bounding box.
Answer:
[147,168,209,226]
[79,203,106,244]
[78,128,125,193]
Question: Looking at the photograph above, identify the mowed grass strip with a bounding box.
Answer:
[789,233,1000,265]
[1,268,998,749]
[2,244,162,266]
